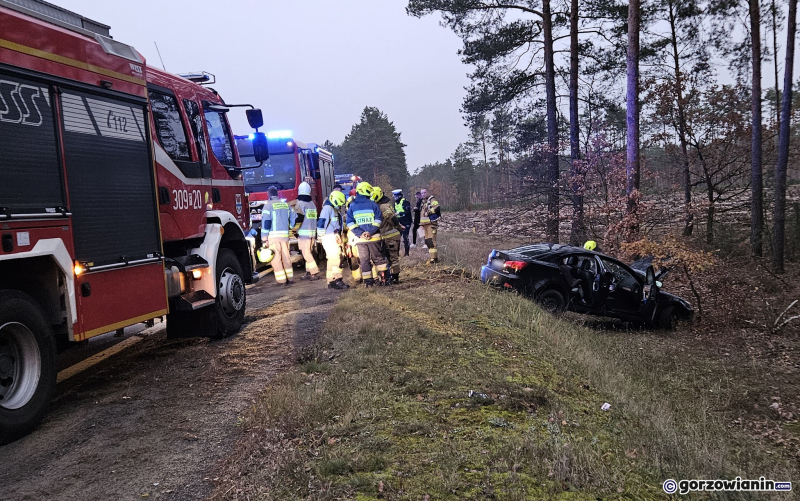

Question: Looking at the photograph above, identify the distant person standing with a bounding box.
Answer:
[392,189,412,256]
[261,186,296,285]
[411,191,423,248]
[419,188,441,263]
[294,182,320,281]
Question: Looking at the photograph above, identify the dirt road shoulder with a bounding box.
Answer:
[0,277,344,501]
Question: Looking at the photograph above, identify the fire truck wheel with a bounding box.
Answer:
[0,290,57,445]
[215,249,246,338]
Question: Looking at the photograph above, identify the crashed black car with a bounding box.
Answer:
[480,243,693,329]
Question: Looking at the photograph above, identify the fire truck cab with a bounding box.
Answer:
[0,0,264,443]
[235,134,335,262]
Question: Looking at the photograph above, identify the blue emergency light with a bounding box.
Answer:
[267,130,293,139]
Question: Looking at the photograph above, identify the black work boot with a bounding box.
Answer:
[328,278,350,290]
[309,273,320,281]
[392,273,400,285]
[364,278,375,288]
[300,272,312,280]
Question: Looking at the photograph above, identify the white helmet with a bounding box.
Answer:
[298,182,312,196]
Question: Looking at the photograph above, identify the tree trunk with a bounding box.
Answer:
[543,0,560,243]
[668,0,693,236]
[707,193,715,245]
[773,0,797,272]
[772,0,781,124]
[750,0,764,256]
[625,0,641,236]
[569,0,585,246]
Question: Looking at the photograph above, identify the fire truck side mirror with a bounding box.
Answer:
[246,109,264,129]
[251,132,269,162]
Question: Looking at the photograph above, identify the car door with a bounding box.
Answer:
[598,257,644,317]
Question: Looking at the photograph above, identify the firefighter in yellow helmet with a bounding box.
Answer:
[317,191,350,289]
[584,240,599,252]
[419,188,441,263]
[372,186,405,285]
[344,188,362,283]
[346,182,387,287]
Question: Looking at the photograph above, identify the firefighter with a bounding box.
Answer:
[294,182,320,281]
[343,188,362,283]
[411,190,423,248]
[317,191,350,289]
[373,187,405,284]
[261,186,296,285]
[419,188,441,263]
[392,189,412,256]
[346,182,386,287]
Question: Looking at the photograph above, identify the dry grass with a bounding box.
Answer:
[209,241,798,500]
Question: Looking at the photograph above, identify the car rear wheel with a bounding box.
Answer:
[537,289,566,314]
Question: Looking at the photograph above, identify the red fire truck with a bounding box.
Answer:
[0,0,267,443]
[235,134,335,266]
[236,133,335,221]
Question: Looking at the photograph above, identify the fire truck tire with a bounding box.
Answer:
[214,249,246,338]
[0,290,57,445]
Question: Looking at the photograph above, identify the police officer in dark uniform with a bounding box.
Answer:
[392,189,413,256]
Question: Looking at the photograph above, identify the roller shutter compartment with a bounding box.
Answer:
[61,89,160,266]
[0,72,64,213]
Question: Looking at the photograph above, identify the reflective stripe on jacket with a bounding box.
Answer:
[346,194,382,242]
[295,199,318,238]
[261,198,296,239]
[317,200,342,238]
[395,198,412,226]
[420,196,440,224]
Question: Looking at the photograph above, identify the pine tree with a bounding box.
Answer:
[334,107,409,189]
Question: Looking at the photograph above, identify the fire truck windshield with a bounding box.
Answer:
[242,153,296,191]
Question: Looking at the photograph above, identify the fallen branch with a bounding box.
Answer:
[773,300,800,334]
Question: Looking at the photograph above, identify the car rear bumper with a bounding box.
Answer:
[481,266,518,290]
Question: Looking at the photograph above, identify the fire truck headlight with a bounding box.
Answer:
[192,269,203,280]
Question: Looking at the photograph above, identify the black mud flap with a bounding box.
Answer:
[166,292,216,339]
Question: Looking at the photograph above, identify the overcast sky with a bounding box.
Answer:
[54,0,471,172]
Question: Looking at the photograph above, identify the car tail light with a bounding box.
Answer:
[504,260,528,272]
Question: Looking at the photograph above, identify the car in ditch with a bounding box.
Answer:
[480,243,693,329]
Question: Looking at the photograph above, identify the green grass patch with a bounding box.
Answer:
[213,262,797,500]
